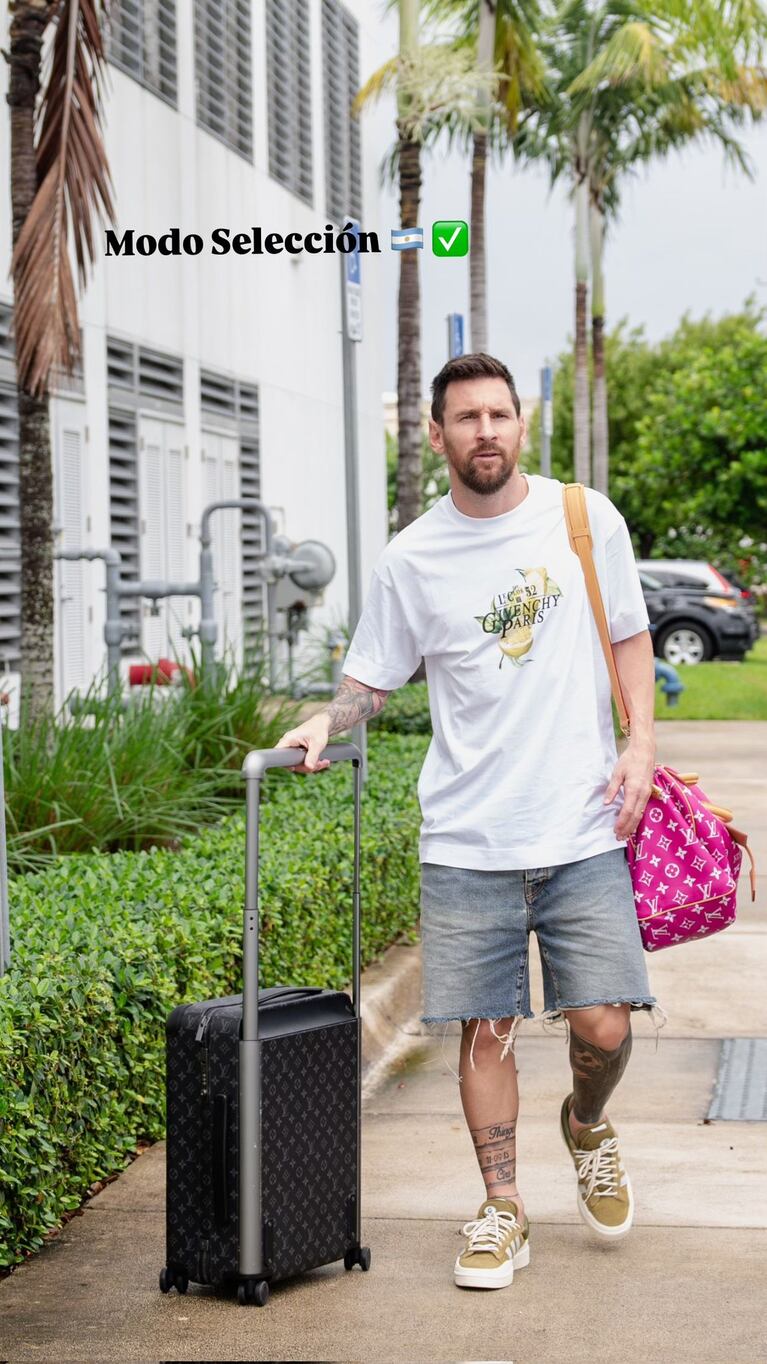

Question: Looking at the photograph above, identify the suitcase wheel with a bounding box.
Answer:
[159,1266,188,1295]
[238,1278,270,1307]
[344,1245,372,1272]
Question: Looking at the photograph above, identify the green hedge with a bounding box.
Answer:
[369,681,431,734]
[0,732,429,1266]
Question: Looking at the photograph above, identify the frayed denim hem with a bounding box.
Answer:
[537,999,669,1053]
[420,1012,534,1083]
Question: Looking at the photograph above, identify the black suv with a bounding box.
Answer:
[639,569,756,664]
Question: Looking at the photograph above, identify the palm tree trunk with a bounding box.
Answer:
[8,0,56,721]
[470,133,488,353]
[396,0,422,533]
[570,118,586,485]
[469,0,496,354]
[573,171,590,485]
[590,199,608,496]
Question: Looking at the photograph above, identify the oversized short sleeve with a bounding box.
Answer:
[605,516,651,643]
[340,561,422,691]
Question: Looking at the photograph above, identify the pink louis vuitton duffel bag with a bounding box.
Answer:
[563,483,757,952]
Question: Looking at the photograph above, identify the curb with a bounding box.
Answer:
[356,940,424,1102]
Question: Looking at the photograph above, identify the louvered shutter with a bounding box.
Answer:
[201,429,242,660]
[107,0,178,106]
[194,0,253,159]
[266,0,313,204]
[139,417,166,661]
[53,402,89,701]
[322,0,362,223]
[0,380,20,672]
[164,429,186,661]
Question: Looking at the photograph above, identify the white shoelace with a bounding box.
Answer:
[461,1205,520,1254]
[574,1136,621,1199]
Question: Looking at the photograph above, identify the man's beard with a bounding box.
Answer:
[444,438,520,496]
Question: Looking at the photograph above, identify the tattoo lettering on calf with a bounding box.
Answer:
[569,1023,633,1125]
[471,1120,517,1190]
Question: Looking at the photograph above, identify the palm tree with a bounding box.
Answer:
[7,0,114,719]
[355,4,499,528]
[396,0,423,533]
[515,0,767,490]
[576,25,767,493]
[422,0,546,353]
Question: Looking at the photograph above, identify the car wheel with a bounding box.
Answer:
[656,622,713,666]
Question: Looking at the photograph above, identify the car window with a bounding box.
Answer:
[639,572,664,591]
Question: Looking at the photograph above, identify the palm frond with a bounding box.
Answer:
[11,0,115,396]
[356,43,501,141]
[567,20,670,94]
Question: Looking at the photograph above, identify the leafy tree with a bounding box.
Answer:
[630,300,767,577]
[527,302,767,589]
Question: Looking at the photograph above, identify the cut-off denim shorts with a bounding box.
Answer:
[420,847,667,1075]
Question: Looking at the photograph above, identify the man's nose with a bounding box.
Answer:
[477,412,495,439]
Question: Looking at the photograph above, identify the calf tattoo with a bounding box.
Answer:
[470,1120,517,1194]
[569,1023,632,1125]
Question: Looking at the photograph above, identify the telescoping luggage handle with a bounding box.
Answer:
[241,742,363,1039]
[238,742,363,1281]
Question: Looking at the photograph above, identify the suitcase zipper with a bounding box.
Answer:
[195,1005,230,1098]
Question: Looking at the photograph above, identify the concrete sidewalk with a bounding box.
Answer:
[1,722,766,1362]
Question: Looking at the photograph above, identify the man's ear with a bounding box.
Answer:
[518,410,528,449]
[428,417,445,454]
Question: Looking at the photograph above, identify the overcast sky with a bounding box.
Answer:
[377,120,767,401]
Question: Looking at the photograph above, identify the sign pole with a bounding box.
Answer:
[540,364,553,477]
[340,219,367,784]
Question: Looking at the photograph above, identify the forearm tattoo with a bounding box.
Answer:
[569,1023,633,1125]
[470,1120,517,1196]
[325,676,390,736]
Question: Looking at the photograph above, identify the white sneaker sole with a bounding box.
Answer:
[454,1238,530,1289]
[560,1106,635,1239]
[577,1173,634,1238]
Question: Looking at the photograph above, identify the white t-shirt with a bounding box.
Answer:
[341,473,651,870]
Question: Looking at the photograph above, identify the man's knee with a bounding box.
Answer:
[565,1003,631,1051]
[460,1016,518,1059]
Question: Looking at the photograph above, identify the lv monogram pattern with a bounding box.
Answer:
[166,996,358,1286]
[625,767,743,952]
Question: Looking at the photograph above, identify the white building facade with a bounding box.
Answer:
[0,0,396,711]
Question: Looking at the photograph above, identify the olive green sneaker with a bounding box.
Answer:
[560,1093,634,1237]
[454,1196,531,1289]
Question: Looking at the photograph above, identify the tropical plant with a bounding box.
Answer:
[526,302,767,584]
[422,0,547,350]
[354,1,500,529]
[515,0,767,493]
[7,0,115,720]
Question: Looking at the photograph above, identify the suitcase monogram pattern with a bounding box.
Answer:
[166,999,359,1286]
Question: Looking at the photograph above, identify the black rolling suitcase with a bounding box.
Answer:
[159,742,370,1307]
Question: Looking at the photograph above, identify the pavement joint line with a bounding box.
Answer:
[346,1222,764,1233]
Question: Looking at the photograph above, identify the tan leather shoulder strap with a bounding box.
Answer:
[562,482,631,738]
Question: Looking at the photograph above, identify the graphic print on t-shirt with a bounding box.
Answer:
[474,565,563,668]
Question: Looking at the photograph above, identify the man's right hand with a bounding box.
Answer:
[274,716,332,773]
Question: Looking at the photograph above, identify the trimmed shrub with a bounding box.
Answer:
[369,682,431,734]
[0,732,429,1266]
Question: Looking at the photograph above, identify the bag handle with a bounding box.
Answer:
[562,483,632,738]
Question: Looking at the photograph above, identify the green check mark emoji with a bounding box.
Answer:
[432,220,469,257]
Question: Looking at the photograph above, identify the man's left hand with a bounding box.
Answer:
[603,743,656,840]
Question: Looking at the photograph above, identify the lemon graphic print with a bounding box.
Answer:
[474,566,563,669]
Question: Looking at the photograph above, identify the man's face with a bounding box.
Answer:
[428,376,526,496]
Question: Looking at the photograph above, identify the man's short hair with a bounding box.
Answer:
[430,353,521,425]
